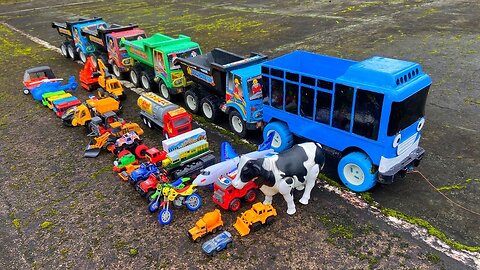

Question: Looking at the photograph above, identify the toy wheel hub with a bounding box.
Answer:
[231,115,243,133]
[343,163,365,185]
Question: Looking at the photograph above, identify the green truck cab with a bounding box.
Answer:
[121,33,201,100]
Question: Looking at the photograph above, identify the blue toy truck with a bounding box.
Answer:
[175,48,267,137]
[260,51,431,192]
[128,162,159,185]
[52,17,107,63]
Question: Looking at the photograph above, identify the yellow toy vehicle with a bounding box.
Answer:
[97,59,125,100]
[233,202,277,236]
[188,209,223,242]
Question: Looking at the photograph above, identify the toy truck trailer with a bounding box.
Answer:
[188,209,223,242]
[121,33,202,99]
[260,51,431,192]
[137,92,192,138]
[81,23,146,77]
[175,48,267,137]
[52,17,106,63]
[62,97,120,127]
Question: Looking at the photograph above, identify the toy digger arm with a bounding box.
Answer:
[97,59,111,79]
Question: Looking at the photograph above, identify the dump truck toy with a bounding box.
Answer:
[233,202,277,237]
[81,23,146,78]
[52,17,106,62]
[188,209,224,242]
[121,33,201,99]
[202,231,232,256]
[22,66,59,95]
[137,92,192,138]
[213,169,258,211]
[175,48,267,137]
[61,97,120,127]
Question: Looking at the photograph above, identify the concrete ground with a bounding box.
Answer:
[0,0,479,269]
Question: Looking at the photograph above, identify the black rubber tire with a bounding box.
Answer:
[60,42,69,58]
[79,51,87,63]
[140,71,155,91]
[200,96,218,122]
[158,80,171,100]
[112,62,124,79]
[67,43,78,60]
[229,110,247,138]
[251,222,262,232]
[130,65,142,87]
[184,89,200,114]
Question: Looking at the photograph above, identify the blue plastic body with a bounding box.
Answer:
[129,163,159,183]
[69,20,106,54]
[31,76,78,101]
[261,51,431,176]
[202,231,232,256]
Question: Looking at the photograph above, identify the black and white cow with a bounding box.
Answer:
[232,142,325,215]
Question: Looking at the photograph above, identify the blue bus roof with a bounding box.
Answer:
[53,96,78,105]
[263,51,429,92]
[231,63,262,79]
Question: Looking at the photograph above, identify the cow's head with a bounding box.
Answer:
[232,155,262,189]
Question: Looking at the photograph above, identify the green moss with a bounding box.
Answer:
[318,173,343,188]
[12,218,21,230]
[380,208,480,252]
[425,252,441,264]
[114,239,128,250]
[90,165,112,180]
[329,224,354,239]
[46,209,59,217]
[40,221,53,230]
[128,248,138,256]
[60,248,70,256]
[436,184,466,191]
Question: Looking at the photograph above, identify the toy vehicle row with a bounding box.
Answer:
[52,18,431,193]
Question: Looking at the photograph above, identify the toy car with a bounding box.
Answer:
[128,162,159,185]
[202,231,232,256]
[212,168,258,211]
[22,66,59,95]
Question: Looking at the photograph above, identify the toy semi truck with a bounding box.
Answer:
[81,23,146,77]
[260,50,431,192]
[175,48,267,137]
[121,33,202,99]
[52,17,106,63]
[137,92,192,138]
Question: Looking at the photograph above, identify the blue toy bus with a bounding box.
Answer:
[260,51,431,192]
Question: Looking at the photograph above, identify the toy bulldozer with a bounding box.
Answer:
[233,202,277,237]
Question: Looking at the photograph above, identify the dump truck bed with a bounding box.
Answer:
[86,97,119,114]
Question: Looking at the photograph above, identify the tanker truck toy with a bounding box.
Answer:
[233,202,277,237]
[188,209,224,242]
[175,48,267,137]
[212,168,258,211]
[121,33,201,99]
[52,17,106,63]
[80,22,146,78]
[137,92,192,138]
[202,231,232,256]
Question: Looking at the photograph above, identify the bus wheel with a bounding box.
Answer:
[337,152,377,192]
[263,122,293,152]
[229,110,247,138]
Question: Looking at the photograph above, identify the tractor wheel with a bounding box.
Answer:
[265,216,275,225]
[251,222,262,232]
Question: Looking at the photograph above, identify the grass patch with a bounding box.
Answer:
[128,248,138,256]
[90,165,112,180]
[436,184,466,191]
[425,252,441,264]
[12,218,21,230]
[40,221,53,230]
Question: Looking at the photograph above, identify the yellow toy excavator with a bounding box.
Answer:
[97,59,125,101]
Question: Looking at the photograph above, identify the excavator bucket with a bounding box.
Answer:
[233,217,250,237]
[84,141,102,158]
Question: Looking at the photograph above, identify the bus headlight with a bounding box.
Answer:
[393,134,401,148]
[417,118,425,131]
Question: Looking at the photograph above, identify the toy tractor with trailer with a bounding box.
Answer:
[121,33,202,99]
[46,93,73,109]
[52,17,107,63]
[61,97,120,128]
[54,98,82,117]
[188,209,224,242]
[259,51,431,192]
[81,23,146,77]
[212,169,258,211]
[175,48,267,137]
[233,202,277,236]
[22,66,60,95]
[137,92,192,138]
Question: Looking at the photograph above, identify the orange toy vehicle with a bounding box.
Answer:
[188,209,224,242]
[233,202,277,237]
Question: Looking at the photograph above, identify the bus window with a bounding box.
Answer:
[333,84,354,131]
[315,91,332,124]
[353,89,384,140]
[388,86,429,136]
[300,86,314,119]
[262,77,270,105]
[285,82,298,114]
[271,78,284,109]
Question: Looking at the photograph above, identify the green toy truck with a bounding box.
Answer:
[121,33,201,100]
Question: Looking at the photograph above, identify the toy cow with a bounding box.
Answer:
[232,142,325,215]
